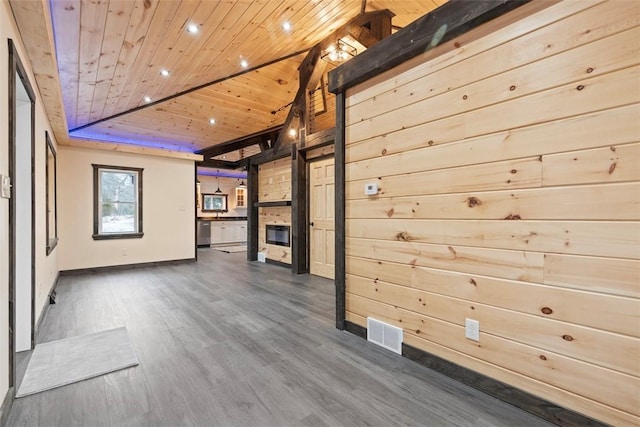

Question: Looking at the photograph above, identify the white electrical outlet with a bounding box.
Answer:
[257,252,266,263]
[465,318,480,341]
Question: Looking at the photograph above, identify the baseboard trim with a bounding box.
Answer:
[264,258,291,269]
[60,258,196,276]
[401,344,606,427]
[343,320,604,427]
[0,386,15,427]
[344,320,366,339]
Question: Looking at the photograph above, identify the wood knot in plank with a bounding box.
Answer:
[409,259,417,267]
[541,307,553,315]
[466,197,482,208]
[509,85,516,91]
[469,278,477,286]
[503,214,522,220]
[448,246,457,257]
[381,148,387,155]
[395,231,410,242]
[387,208,394,218]
[586,67,594,73]
[576,84,585,91]
[143,0,152,8]
[562,335,574,342]
[539,355,547,361]
[608,162,617,174]
[428,140,434,146]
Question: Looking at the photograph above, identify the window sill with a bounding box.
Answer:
[92,232,144,241]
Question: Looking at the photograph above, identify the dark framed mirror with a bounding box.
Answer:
[45,131,58,255]
[202,193,228,212]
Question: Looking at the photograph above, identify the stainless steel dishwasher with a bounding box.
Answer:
[197,220,211,247]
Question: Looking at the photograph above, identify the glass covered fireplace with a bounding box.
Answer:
[266,225,290,247]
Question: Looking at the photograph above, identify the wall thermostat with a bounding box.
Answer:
[364,182,378,195]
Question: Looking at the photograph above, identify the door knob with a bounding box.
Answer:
[310,222,314,227]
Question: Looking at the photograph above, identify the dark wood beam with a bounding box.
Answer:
[334,92,346,330]
[243,144,292,166]
[346,10,394,48]
[291,144,307,274]
[197,125,282,159]
[269,9,393,157]
[329,0,531,93]
[247,161,259,262]
[197,159,241,170]
[271,45,324,155]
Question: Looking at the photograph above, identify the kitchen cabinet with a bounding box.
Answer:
[208,220,247,245]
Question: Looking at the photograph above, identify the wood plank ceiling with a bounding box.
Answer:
[11,0,445,154]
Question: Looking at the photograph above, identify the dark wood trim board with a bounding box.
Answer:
[401,344,606,427]
[291,144,308,274]
[264,258,291,269]
[247,162,259,261]
[334,92,346,330]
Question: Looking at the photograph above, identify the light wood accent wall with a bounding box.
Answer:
[343,1,640,425]
[258,158,292,264]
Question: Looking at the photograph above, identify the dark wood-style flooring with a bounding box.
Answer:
[7,249,552,426]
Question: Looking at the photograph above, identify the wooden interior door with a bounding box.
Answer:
[309,157,335,279]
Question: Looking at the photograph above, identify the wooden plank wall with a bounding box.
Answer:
[343,1,640,425]
[258,158,292,264]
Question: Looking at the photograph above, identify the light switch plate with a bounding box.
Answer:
[364,182,378,195]
[1,174,11,199]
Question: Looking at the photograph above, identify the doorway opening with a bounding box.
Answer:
[8,39,36,392]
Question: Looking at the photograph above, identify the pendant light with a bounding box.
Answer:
[215,171,222,193]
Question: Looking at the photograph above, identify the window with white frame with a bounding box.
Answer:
[92,164,143,240]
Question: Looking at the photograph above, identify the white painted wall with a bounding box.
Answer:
[58,146,195,270]
[0,0,60,407]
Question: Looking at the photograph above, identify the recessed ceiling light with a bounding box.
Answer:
[187,24,198,34]
[240,59,248,68]
[282,21,292,32]
[143,96,152,103]
[160,69,170,77]
[209,118,216,125]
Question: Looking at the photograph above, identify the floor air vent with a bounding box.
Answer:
[367,317,403,354]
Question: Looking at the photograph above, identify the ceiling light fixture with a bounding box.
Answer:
[186,23,199,34]
[321,39,357,65]
[143,96,152,103]
[209,118,216,125]
[288,129,297,138]
[160,69,170,77]
[238,179,246,188]
[240,59,248,68]
[282,21,292,32]
[215,172,223,193]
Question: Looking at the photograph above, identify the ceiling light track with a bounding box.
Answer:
[68,48,311,134]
